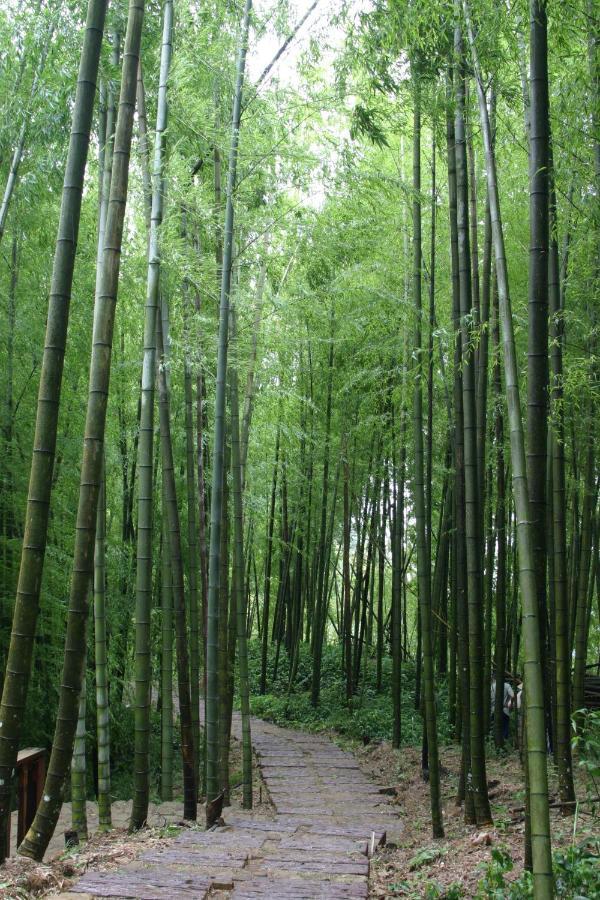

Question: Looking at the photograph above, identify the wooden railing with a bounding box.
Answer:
[4,748,46,855]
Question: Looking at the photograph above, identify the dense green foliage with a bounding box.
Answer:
[0,0,597,889]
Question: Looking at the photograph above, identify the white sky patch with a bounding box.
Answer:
[246,0,364,210]
[248,0,331,88]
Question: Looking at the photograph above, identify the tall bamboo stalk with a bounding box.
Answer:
[527,0,550,735]
[92,39,118,833]
[157,305,197,820]
[94,461,111,828]
[160,515,174,802]
[130,0,173,829]
[19,0,144,861]
[183,272,201,793]
[70,645,88,841]
[260,426,280,694]
[230,308,252,808]
[0,0,108,859]
[206,0,252,817]
[453,23,491,825]
[548,150,575,805]
[464,3,553,891]
[311,312,335,706]
[411,72,444,839]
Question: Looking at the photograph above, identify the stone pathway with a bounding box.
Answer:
[69,712,401,899]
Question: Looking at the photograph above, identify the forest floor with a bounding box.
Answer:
[0,713,396,899]
[0,723,595,899]
[361,739,593,898]
[0,737,272,899]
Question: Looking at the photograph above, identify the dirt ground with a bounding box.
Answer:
[360,740,594,898]
[0,738,273,899]
[0,732,595,899]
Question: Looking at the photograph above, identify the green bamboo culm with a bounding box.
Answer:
[160,511,174,802]
[206,0,253,820]
[157,300,197,820]
[70,645,88,841]
[93,37,118,836]
[453,18,492,828]
[183,284,201,794]
[0,0,108,862]
[526,0,550,744]
[463,1,553,894]
[410,70,444,840]
[548,152,575,805]
[94,460,111,829]
[230,308,252,809]
[492,283,508,752]
[18,0,145,861]
[130,0,173,831]
[310,313,335,707]
[260,425,279,695]
[218,443,231,804]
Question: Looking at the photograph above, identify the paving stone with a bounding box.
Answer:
[307,823,387,845]
[72,870,212,899]
[70,705,400,899]
[139,850,248,867]
[231,877,368,898]
[260,859,368,876]
[280,835,369,854]
[173,829,265,848]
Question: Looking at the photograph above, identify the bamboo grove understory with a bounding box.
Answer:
[0,0,598,896]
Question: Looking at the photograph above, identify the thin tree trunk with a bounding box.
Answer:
[464,3,553,890]
[376,472,388,692]
[193,236,209,715]
[19,0,143,861]
[548,145,575,806]
[183,269,201,794]
[527,0,550,741]
[390,445,404,735]
[0,0,108,859]
[260,426,280,694]
[230,308,252,808]
[573,437,595,712]
[130,0,173,829]
[70,644,88,841]
[342,435,352,701]
[92,60,116,834]
[447,65,473,824]
[492,283,508,749]
[94,460,111,828]
[160,517,174,802]
[454,27,491,825]
[206,0,252,818]
[240,251,268,490]
[311,312,335,707]
[157,307,197,820]
[412,71,444,838]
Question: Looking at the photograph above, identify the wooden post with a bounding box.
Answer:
[4,748,47,854]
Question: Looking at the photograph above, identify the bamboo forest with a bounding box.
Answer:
[0,0,598,897]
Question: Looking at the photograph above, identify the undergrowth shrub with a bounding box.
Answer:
[245,640,453,746]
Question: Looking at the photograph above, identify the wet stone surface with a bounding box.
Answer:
[71,712,401,899]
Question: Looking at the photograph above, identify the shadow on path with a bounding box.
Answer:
[68,709,401,898]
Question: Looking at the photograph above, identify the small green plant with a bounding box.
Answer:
[553,839,600,898]
[572,709,600,796]
[424,881,464,899]
[157,823,182,839]
[490,804,512,834]
[408,845,447,871]
[476,841,600,898]
[476,846,526,899]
